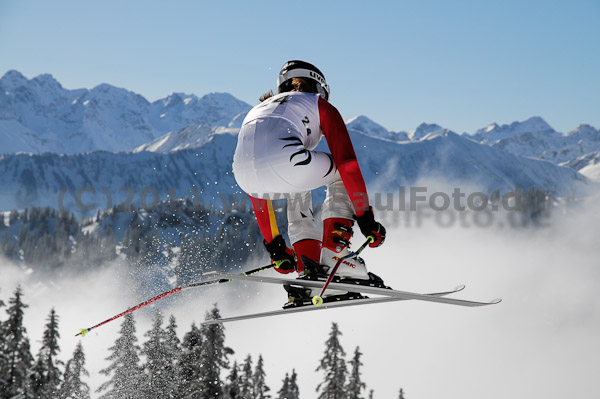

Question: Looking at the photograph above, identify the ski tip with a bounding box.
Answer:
[77,328,89,338]
[490,298,502,304]
[312,296,324,307]
[455,284,466,292]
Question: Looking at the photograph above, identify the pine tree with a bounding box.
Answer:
[277,370,299,399]
[277,370,300,399]
[59,342,90,399]
[30,308,63,398]
[369,390,374,399]
[398,388,406,399]
[254,354,271,399]
[177,323,203,397]
[223,361,241,399]
[346,347,366,399]
[0,289,7,395]
[97,313,144,399]
[0,286,34,399]
[316,322,347,399]
[140,311,174,399]
[163,314,181,398]
[240,354,254,399]
[288,370,300,399]
[277,373,290,399]
[197,304,234,399]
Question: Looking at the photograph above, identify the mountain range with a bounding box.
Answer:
[0,70,250,154]
[0,70,598,214]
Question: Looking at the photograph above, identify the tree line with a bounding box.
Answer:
[0,200,263,284]
[0,286,406,399]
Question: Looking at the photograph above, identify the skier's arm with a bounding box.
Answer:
[318,97,369,216]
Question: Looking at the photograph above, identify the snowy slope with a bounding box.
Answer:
[0,70,251,154]
[563,149,600,182]
[0,139,240,214]
[336,128,588,196]
[133,125,239,154]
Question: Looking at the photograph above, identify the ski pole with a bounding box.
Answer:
[75,263,275,337]
[312,236,375,306]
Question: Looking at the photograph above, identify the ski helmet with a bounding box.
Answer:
[277,60,330,100]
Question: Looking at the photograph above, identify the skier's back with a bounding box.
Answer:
[233,60,387,304]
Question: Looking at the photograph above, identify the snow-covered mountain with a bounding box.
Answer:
[471,116,556,143]
[0,70,251,154]
[409,122,445,141]
[0,143,239,215]
[0,121,589,214]
[346,115,409,141]
[340,128,587,195]
[468,117,600,172]
[0,70,595,215]
[133,125,239,154]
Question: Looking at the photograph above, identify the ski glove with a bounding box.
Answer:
[264,235,296,274]
[353,207,386,248]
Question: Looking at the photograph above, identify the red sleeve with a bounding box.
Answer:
[318,97,369,216]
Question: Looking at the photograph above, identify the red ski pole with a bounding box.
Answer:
[75,263,274,337]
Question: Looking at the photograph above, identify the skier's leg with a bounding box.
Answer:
[320,179,370,280]
[249,196,295,273]
[249,196,280,243]
[286,191,321,273]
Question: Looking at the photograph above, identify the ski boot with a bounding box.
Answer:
[321,218,387,283]
[284,218,387,308]
[292,239,321,275]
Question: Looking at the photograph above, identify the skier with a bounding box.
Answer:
[233,60,386,303]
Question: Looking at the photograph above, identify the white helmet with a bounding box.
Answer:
[277,60,330,100]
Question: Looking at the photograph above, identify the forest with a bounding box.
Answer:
[0,286,406,399]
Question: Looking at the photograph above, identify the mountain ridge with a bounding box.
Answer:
[0,70,252,154]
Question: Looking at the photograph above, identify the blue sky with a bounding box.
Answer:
[0,0,598,133]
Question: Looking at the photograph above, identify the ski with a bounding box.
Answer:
[203,271,502,308]
[202,285,465,325]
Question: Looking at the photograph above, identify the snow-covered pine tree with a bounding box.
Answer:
[316,322,347,399]
[197,304,234,399]
[97,313,144,399]
[59,342,90,399]
[0,285,34,399]
[140,311,174,399]
[398,388,406,399]
[30,308,63,398]
[346,346,366,399]
[240,354,254,399]
[277,369,299,399]
[177,323,203,397]
[288,370,300,399]
[0,289,6,395]
[253,354,271,399]
[277,372,290,399]
[163,314,181,397]
[369,390,374,399]
[223,361,241,399]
